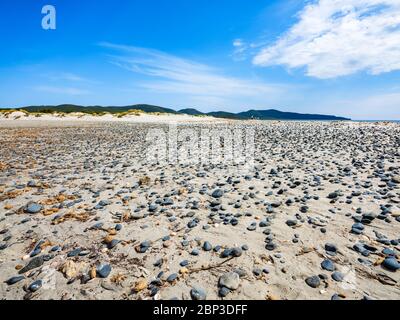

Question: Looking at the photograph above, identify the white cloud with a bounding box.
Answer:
[232,39,250,61]
[35,85,91,95]
[233,39,245,47]
[57,73,87,82]
[44,72,99,84]
[100,42,285,107]
[253,0,400,79]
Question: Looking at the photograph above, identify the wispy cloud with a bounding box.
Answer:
[99,42,285,108]
[253,0,400,79]
[44,72,98,84]
[35,85,91,95]
[231,39,250,61]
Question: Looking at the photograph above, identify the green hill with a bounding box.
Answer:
[0,104,350,120]
[178,108,205,116]
[237,109,349,121]
[16,104,178,114]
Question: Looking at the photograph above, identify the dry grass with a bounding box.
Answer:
[52,211,91,225]
[40,194,75,205]
[0,189,25,202]
[0,162,9,171]
[138,176,151,186]
[116,109,144,118]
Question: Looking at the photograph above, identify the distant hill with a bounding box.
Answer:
[0,104,350,120]
[237,109,349,121]
[206,111,243,120]
[178,108,205,116]
[18,104,178,114]
[193,108,349,120]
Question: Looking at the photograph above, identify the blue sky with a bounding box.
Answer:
[1,0,399,119]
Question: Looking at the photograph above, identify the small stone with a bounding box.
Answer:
[30,248,41,257]
[139,240,151,253]
[148,204,158,212]
[325,243,338,256]
[67,248,82,257]
[190,287,207,300]
[108,239,120,249]
[286,220,297,227]
[203,241,212,251]
[382,257,400,271]
[230,247,243,257]
[98,200,111,207]
[180,260,189,267]
[331,271,344,282]
[321,259,335,271]
[218,272,240,290]
[253,268,262,277]
[51,245,61,252]
[265,243,277,251]
[328,192,339,199]
[305,276,320,288]
[220,248,232,258]
[211,189,224,198]
[25,203,43,214]
[166,273,178,283]
[247,223,256,231]
[213,245,222,252]
[19,256,44,274]
[5,276,25,285]
[90,222,104,230]
[28,279,42,292]
[234,268,248,277]
[96,264,112,278]
[131,212,144,220]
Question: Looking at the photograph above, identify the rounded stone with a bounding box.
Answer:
[218,272,240,290]
[6,276,25,285]
[321,259,335,272]
[230,247,243,257]
[331,271,344,282]
[190,287,207,300]
[28,279,42,292]
[305,276,320,288]
[25,203,43,214]
[166,273,178,283]
[180,260,189,267]
[382,257,400,271]
[96,264,112,278]
[203,241,212,251]
[211,189,224,198]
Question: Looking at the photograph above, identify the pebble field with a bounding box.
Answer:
[0,120,399,300]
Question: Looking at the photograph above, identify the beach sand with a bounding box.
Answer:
[0,117,399,300]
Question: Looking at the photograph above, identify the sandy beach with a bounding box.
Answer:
[0,116,399,300]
